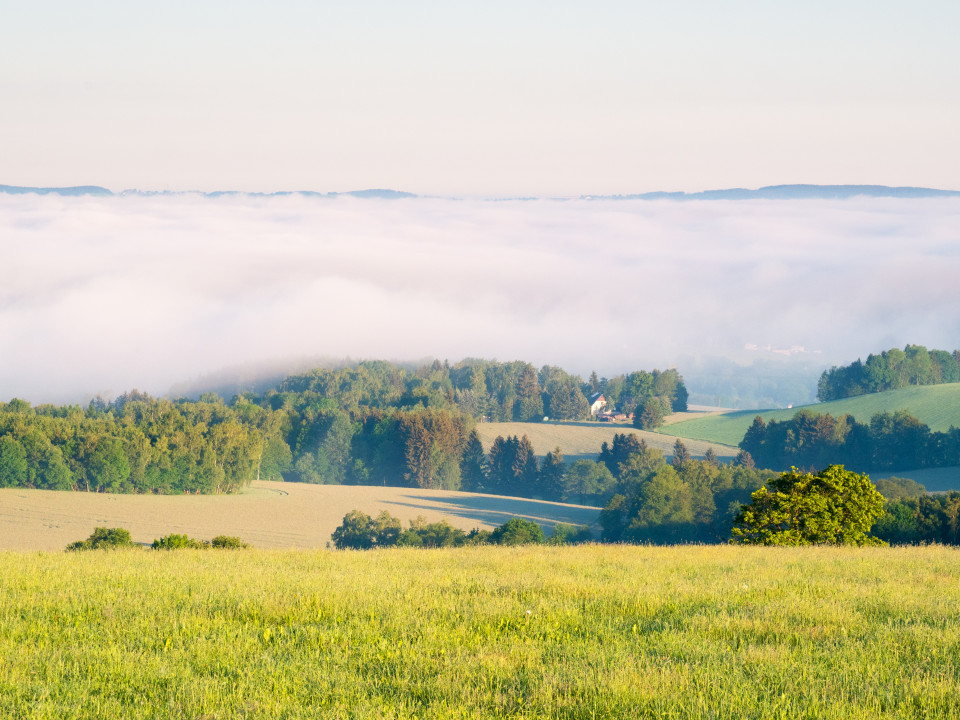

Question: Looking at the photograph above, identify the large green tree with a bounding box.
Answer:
[731,465,885,546]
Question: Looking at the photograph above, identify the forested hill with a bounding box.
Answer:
[818,345,960,401]
[0,359,687,495]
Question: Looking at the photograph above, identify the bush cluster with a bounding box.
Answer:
[66,528,250,551]
[331,510,590,550]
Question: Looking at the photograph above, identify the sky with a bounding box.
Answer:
[2,193,958,403]
[2,2,959,404]
[1,1,959,195]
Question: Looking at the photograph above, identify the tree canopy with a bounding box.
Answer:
[731,465,885,546]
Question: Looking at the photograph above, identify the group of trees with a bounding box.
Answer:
[734,469,960,547]
[276,359,684,424]
[275,359,687,424]
[0,393,265,493]
[0,359,689,494]
[874,492,960,545]
[331,510,588,549]
[818,345,960,401]
[739,409,960,474]
[589,434,772,543]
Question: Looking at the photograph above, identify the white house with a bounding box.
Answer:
[588,392,607,416]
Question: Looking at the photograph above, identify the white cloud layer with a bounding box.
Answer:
[2,194,959,403]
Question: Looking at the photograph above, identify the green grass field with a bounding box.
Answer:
[2,544,959,718]
[660,383,960,447]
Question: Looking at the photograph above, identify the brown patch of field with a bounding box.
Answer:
[0,482,601,552]
[474,421,737,462]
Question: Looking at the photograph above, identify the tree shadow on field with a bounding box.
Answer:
[382,494,602,531]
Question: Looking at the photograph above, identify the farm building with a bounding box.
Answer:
[588,392,607,416]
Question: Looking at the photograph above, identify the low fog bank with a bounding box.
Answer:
[2,194,958,404]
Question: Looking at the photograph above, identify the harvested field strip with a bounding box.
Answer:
[0,481,601,552]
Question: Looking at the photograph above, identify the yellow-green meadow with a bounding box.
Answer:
[3,544,959,719]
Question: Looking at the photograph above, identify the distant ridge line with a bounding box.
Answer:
[582,185,960,201]
[0,184,112,197]
[1,183,958,200]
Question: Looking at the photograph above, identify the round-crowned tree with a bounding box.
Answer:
[731,465,885,546]
[490,517,545,545]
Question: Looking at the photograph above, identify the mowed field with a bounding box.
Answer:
[474,420,738,462]
[0,481,601,552]
[660,383,960,447]
[3,544,959,718]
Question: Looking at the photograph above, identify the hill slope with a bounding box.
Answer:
[660,383,960,447]
[474,421,738,462]
[0,481,600,552]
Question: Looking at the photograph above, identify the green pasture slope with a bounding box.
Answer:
[3,544,960,719]
[661,383,960,447]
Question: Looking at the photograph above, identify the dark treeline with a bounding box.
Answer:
[0,359,688,494]
[818,345,960,401]
[739,409,960,474]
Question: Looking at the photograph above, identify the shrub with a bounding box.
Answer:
[547,522,593,545]
[66,527,136,551]
[152,533,208,550]
[489,517,545,545]
[211,535,250,549]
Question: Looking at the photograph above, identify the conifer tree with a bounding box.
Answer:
[460,430,488,492]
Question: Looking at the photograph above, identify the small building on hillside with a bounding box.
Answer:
[588,392,607,416]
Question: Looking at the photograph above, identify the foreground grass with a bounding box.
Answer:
[2,545,959,719]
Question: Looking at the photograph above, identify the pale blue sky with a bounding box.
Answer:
[2,1,958,194]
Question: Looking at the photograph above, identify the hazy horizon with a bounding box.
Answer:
[3,192,957,404]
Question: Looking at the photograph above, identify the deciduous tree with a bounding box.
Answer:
[731,465,885,545]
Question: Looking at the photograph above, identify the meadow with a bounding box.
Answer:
[0,481,600,552]
[2,544,959,718]
[474,420,737,463]
[660,383,960,446]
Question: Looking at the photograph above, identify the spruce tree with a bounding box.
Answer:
[460,430,488,492]
[539,447,565,500]
[671,438,690,467]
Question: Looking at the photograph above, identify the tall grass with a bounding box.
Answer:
[2,545,959,718]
